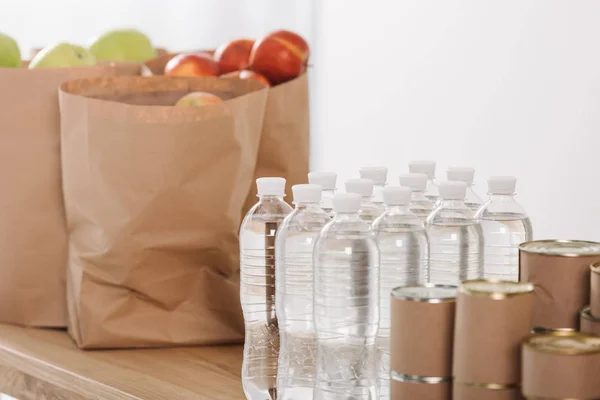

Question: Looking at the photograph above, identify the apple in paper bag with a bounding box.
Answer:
[28,43,96,69]
[89,29,156,62]
[0,32,21,68]
[175,92,223,107]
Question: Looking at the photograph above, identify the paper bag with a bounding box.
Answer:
[59,76,268,348]
[0,65,112,327]
[242,73,310,212]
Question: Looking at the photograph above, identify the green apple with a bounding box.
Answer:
[0,32,21,68]
[28,43,96,69]
[88,29,156,62]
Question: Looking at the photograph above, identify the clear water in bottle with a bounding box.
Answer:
[399,173,435,221]
[373,186,429,399]
[427,181,484,285]
[476,176,533,281]
[345,178,385,223]
[275,184,331,400]
[447,167,483,211]
[308,171,337,217]
[313,193,380,400]
[240,177,293,400]
[408,160,439,202]
[359,166,388,205]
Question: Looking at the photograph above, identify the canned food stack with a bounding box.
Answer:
[389,285,457,400]
[580,262,600,335]
[453,280,533,400]
[519,240,600,332]
[521,332,600,399]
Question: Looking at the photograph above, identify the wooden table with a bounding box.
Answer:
[0,324,244,400]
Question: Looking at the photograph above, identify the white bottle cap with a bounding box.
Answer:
[256,177,286,196]
[345,178,374,197]
[409,160,436,178]
[438,181,467,200]
[383,186,412,206]
[292,184,322,204]
[447,167,475,185]
[333,193,362,213]
[359,166,388,185]
[488,176,517,195]
[308,171,337,190]
[398,173,428,191]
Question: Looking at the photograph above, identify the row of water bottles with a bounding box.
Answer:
[239,160,532,399]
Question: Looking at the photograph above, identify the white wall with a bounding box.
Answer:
[1,0,315,54]
[312,0,600,241]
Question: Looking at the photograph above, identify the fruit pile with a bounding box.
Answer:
[164,30,310,87]
[0,29,156,69]
[0,28,309,107]
[0,28,309,84]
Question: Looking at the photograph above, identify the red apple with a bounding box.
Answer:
[249,30,309,85]
[221,70,271,86]
[214,39,254,75]
[175,92,223,107]
[268,30,310,64]
[164,52,219,77]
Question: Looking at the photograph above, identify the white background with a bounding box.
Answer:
[313,0,600,242]
[3,0,600,241]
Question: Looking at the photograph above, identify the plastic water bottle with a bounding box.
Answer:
[275,184,331,400]
[359,166,388,205]
[308,171,337,217]
[240,177,293,400]
[345,178,384,223]
[447,167,483,211]
[408,160,439,202]
[313,193,380,400]
[372,186,429,399]
[398,172,435,221]
[426,181,484,285]
[476,176,533,281]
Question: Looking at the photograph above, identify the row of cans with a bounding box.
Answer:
[389,237,600,400]
[390,281,534,399]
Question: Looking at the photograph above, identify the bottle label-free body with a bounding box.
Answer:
[428,222,484,285]
[481,214,532,281]
[314,235,380,400]
[241,221,281,400]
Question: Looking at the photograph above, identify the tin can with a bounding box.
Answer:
[519,240,600,330]
[453,280,534,389]
[453,382,523,400]
[390,284,457,380]
[580,306,600,336]
[390,284,456,400]
[591,262,600,318]
[522,331,600,399]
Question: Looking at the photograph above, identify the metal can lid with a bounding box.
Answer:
[532,326,577,334]
[392,284,457,303]
[519,240,600,257]
[523,331,600,355]
[459,280,534,299]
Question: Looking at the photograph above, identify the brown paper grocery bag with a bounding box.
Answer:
[60,76,268,348]
[243,73,310,213]
[0,65,112,327]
